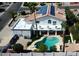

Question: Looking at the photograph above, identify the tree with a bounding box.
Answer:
[21,11,26,15]
[57,2,62,7]
[69,23,79,43]
[40,2,46,6]
[0,8,5,12]
[50,45,57,52]
[61,21,68,29]
[61,21,68,52]
[8,11,17,26]
[65,8,78,26]
[10,11,17,21]
[37,42,48,52]
[12,43,23,53]
[75,22,79,32]
[0,2,3,5]
[24,2,39,37]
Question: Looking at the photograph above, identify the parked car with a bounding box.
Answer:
[9,34,19,45]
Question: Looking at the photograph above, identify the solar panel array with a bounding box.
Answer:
[37,5,47,15]
[50,6,55,16]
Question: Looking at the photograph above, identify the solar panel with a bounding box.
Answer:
[37,5,47,15]
[50,6,55,16]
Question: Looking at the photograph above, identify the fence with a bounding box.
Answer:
[0,52,79,56]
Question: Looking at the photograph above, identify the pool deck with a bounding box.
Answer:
[27,35,47,51]
[65,43,79,52]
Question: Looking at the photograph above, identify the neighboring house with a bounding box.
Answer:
[11,15,65,39]
[62,2,79,6]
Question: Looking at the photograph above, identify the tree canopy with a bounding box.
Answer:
[24,2,38,13]
[37,42,48,52]
[12,43,23,53]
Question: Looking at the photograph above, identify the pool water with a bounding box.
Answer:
[35,37,59,50]
[44,37,59,50]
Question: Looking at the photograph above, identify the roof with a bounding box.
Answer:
[12,18,32,30]
[12,3,66,30]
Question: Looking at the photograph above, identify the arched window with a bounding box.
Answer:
[36,21,40,23]
[53,21,56,25]
[48,20,51,24]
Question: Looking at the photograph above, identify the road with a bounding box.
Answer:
[0,2,22,31]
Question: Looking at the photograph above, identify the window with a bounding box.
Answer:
[48,20,51,24]
[36,21,39,23]
[53,21,56,25]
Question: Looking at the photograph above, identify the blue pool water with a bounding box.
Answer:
[44,37,59,50]
[35,37,59,50]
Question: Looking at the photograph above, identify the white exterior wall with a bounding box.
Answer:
[39,18,62,25]
[22,31,31,38]
[33,16,62,26]
[33,16,63,31]
[13,30,31,38]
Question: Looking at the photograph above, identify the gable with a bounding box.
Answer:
[33,15,65,25]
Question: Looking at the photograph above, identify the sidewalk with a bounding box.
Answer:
[0,20,13,46]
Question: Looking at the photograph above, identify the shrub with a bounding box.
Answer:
[12,43,23,53]
[40,2,46,6]
[21,11,26,15]
[27,42,32,46]
[57,2,62,7]
[32,34,43,42]
[50,45,57,52]
[37,42,48,52]
[0,8,5,12]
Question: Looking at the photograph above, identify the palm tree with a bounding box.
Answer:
[61,21,68,52]
[24,2,38,36]
[10,11,17,21]
[9,11,17,26]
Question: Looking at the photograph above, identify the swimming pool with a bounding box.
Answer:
[35,36,60,50]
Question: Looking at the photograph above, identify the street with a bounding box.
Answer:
[0,2,22,31]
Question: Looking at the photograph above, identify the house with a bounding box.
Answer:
[62,2,79,6]
[11,4,66,39]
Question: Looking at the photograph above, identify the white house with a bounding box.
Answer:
[11,15,65,38]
